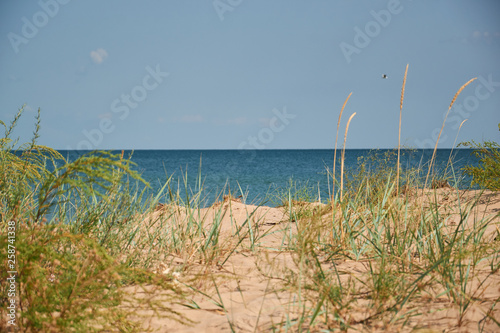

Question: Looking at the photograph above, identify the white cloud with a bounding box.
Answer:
[227,117,248,125]
[443,31,500,45]
[469,31,500,43]
[258,117,272,127]
[90,48,108,64]
[177,115,204,123]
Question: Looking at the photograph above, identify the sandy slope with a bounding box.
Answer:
[133,190,500,332]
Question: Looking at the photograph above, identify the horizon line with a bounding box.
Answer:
[50,147,474,151]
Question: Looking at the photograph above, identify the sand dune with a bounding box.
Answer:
[132,190,500,332]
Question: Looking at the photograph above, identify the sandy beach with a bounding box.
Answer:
[124,189,500,332]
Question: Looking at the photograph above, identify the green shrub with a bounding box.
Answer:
[459,124,500,191]
[343,149,421,205]
[0,106,186,331]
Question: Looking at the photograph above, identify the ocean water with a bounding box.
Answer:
[58,149,480,207]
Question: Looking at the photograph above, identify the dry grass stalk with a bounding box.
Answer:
[339,112,356,242]
[340,113,356,203]
[397,64,409,197]
[449,78,477,110]
[424,78,477,190]
[332,92,352,209]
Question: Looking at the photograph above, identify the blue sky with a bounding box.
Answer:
[1,0,499,150]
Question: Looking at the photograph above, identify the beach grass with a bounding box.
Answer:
[1,78,499,332]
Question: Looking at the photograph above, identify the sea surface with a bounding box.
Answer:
[57,149,481,207]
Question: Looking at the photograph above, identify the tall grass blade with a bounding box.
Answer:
[397,64,409,196]
[424,77,477,190]
[340,112,356,201]
[332,92,352,208]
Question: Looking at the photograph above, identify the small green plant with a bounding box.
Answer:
[0,106,186,331]
[343,149,420,205]
[271,178,323,224]
[459,125,500,190]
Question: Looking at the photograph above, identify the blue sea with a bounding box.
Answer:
[58,149,480,207]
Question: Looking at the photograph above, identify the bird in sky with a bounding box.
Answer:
[382,74,388,79]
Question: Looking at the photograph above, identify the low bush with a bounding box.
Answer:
[459,123,500,190]
[0,106,185,332]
